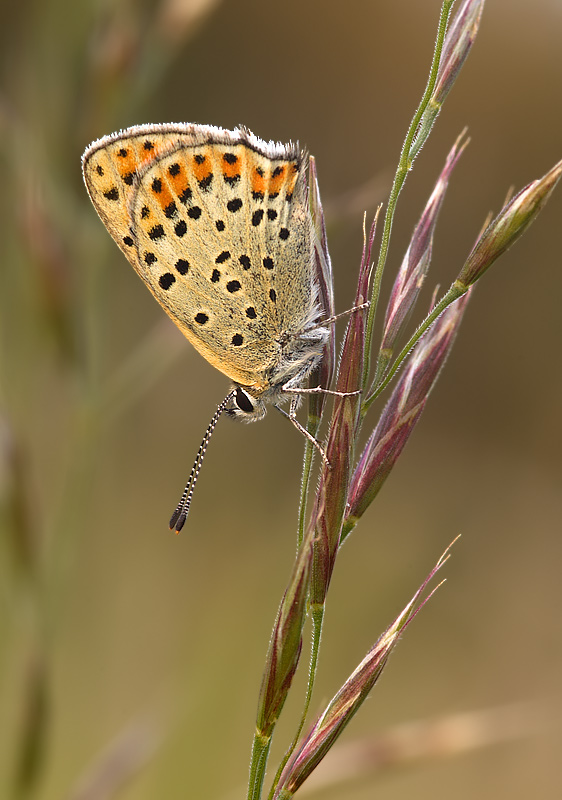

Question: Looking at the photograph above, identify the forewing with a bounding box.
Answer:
[82,123,316,388]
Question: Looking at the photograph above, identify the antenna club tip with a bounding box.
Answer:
[169,510,187,533]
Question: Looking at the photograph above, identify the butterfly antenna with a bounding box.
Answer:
[169,390,237,533]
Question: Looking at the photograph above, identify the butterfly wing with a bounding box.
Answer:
[82,123,318,390]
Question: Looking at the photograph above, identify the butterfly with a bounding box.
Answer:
[82,123,347,529]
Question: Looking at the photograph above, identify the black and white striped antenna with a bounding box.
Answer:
[169,389,237,533]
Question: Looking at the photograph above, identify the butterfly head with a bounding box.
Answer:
[226,386,268,422]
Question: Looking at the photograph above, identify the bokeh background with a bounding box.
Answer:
[1,1,561,798]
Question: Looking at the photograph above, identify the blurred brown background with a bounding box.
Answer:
[0,1,561,798]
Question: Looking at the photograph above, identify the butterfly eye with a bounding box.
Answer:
[235,387,254,413]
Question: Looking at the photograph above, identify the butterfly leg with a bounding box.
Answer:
[283,385,361,398]
[319,301,370,327]
[275,400,331,467]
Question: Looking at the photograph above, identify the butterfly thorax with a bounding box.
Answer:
[228,321,329,421]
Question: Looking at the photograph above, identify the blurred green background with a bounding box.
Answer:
[1,1,561,798]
